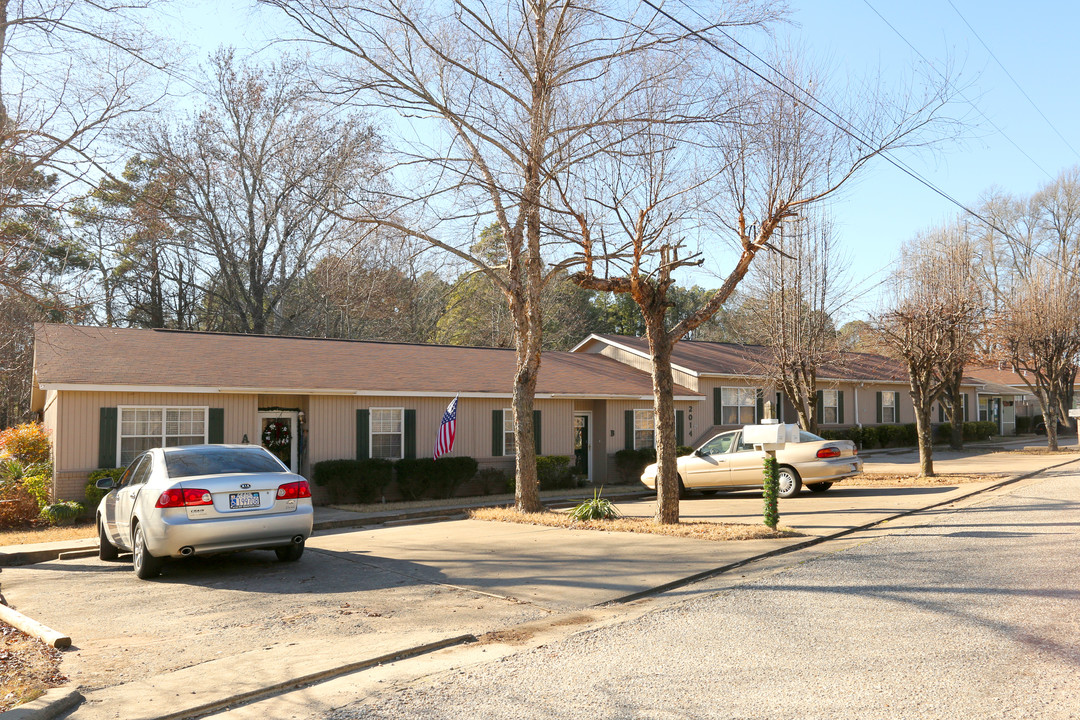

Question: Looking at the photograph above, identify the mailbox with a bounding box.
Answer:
[741,422,801,451]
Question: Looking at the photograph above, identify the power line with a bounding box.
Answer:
[860,0,1054,181]
[944,0,1080,162]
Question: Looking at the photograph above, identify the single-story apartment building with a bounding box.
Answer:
[966,363,1080,435]
[30,324,703,500]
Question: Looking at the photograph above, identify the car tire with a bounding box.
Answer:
[806,482,833,493]
[132,523,163,580]
[777,466,802,498]
[98,518,118,561]
[275,541,305,562]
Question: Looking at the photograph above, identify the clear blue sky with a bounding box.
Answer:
[170,0,1080,322]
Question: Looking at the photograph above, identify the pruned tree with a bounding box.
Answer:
[877,227,981,475]
[259,0,779,513]
[132,50,383,335]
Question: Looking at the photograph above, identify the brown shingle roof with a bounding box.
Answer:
[33,324,700,398]
[589,334,913,383]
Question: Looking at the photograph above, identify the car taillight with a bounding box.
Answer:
[816,446,842,459]
[155,487,213,508]
[276,480,311,500]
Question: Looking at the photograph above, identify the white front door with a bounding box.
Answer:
[259,411,299,473]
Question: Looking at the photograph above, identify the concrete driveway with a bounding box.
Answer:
[1,447,1075,720]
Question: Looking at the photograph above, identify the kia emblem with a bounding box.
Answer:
[240,483,251,489]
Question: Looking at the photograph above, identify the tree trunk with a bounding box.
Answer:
[643,309,679,524]
[944,383,964,451]
[914,402,935,477]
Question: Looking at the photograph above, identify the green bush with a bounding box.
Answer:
[393,458,435,500]
[536,455,576,491]
[429,457,479,499]
[613,448,656,484]
[474,467,508,495]
[87,467,126,507]
[819,429,844,441]
[40,500,84,526]
[313,459,393,504]
[676,445,694,457]
[860,426,878,449]
[896,423,919,447]
[1015,416,1031,434]
[0,459,51,508]
[569,487,620,521]
[964,421,997,441]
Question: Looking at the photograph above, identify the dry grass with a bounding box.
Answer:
[331,483,645,514]
[851,473,1001,487]
[0,623,67,712]
[0,522,95,548]
[1004,447,1079,455]
[469,506,800,541]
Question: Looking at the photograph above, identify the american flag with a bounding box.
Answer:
[433,396,458,459]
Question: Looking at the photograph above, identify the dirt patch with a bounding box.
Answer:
[852,473,1001,487]
[0,522,95,547]
[469,507,800,541]
[0,622,67,712]
[476,628,535,646]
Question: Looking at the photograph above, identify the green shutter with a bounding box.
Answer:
[838,391,845,425]
[356,409,369,460]
[938,403,944,423]
[963,395,970,422]
[208,408,224,444]
[876,392,883,424]
[755,389,764,422]
[676,410,684,445]
[533,409,542,455]
[404,409,416,459]
[894,392,902,423]
[816,390,825,423]
[99,407,118,468]
[492,410,502,456]
[713,388,722,425]
[625,410,634,450]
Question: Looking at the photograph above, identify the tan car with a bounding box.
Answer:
[640,429,862,498]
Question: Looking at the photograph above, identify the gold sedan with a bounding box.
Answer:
[640,429,862,498]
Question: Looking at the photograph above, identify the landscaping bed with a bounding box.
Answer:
[0,621,67,712]
[851,473,1002,487]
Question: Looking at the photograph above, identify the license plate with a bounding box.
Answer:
[229,492,261,509]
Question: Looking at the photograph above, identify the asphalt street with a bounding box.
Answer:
[319,466,1080,720]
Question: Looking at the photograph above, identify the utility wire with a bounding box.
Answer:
[861,0,1054,180]
[645,0,1072,276]
[944,0,1080,162]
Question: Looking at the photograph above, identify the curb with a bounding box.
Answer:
[602,454,1080,605]
[0,689,83,720]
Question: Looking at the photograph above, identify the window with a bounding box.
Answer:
[502,409,515,456]
[633,409,655,450]
[881,392,897,424]
[165,446,287,478]
[721,387,757,425]
[119,407,207,467]
[699,432,735,455]
[370,408,404,460]
[821,389,840,425]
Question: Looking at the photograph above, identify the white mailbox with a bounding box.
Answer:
[741,422,801,451]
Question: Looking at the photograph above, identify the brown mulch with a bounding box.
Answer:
[0,522,95,548]
[851,473,1002,487]
[469,507,800,541]
[0,622,67,712]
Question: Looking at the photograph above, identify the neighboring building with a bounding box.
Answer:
[30,324,702,500]
[966,364,1080,434]
[571,334,982,445]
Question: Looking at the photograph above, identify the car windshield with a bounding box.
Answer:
[698,433,736,455]
[165,447,286,478]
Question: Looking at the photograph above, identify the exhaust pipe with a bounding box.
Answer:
[292,535,304,545]
[179,546,195,557]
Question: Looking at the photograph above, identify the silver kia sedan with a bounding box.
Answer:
[95,445,314,579]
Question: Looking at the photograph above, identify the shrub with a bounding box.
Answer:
[0,482,40,528]
[819,429,844,441]
[676,445,694,457]
[569,487,620,521]
[613,448,656,484]
[896,423,919,447]
[0,459,51,509]
[964,421,997,441]
[474,467,508,495]
[860,426,878,449]
[1015,416,1031,434]
[536,455,576,490]
[429,457,479,499]
[0,423,51,465]
[394,458,435,500]
[40,500,84,526]
[313,459,393,504]
[87,467,126,507]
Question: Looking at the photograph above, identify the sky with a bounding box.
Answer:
[166,0,1080,323]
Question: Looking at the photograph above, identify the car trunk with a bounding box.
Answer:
[178,473,298,520]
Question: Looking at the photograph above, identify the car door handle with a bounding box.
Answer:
[128,491,137,498]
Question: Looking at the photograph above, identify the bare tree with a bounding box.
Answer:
[260,0,779,513]
[877,227,981,475]
[134,50,383,335]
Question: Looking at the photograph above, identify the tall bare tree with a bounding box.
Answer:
[877,227,981,475]
[260,0,778,513]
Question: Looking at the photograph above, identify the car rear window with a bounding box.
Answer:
[799,431,825,442]
[165,447,287,478]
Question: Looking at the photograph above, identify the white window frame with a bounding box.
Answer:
[502,408,515,456]
[116,406,208,468]
[882,392,897,424]
[821,389,840,425]
[721,387,758,426]
[633,409,655,450]
[370,407,405,460]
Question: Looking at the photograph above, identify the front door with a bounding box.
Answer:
[259,411,299,473]
[990,398,1002,434]
[573,414,590,479]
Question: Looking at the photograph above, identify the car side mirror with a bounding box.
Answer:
[95,477,115,490]
[694,449,707,457]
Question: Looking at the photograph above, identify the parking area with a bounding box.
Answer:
[2,448,1076,719]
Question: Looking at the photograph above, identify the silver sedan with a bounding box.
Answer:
[95,445,314,579]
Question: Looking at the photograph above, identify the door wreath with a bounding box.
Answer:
[262,419,291,452]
